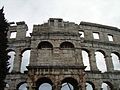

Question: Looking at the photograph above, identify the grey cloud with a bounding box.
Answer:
[1,0,120,28]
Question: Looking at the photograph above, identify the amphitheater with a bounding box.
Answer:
[5,18,120,90]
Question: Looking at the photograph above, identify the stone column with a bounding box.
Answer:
[104,51,114,72]
[53,81,61,90]
[75,48,84,66]
[53,85,61,90]
[89,49,99,71]
[27,81,36,90]
[12,48,22,72]
[79,83,86,90]
[53,76,61,90]
[28,86,36,90]
[29,48,38,66]
[94,80,102,90]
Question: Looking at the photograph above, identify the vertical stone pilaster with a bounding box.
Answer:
[89,49,99,71]
[94,80,102,90]
[112,81,120,90]
[27,81,36,90]
[104,51,114,72]
[53,76,61,90]
[52,81,62,90]
[29,48,38,66]
[12,48,22,72]
[53,85,61,90]
[78,70,86,90]
[75,48,84,66]
[79,83,86,90]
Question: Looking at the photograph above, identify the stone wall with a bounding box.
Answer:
[5,18,120,90]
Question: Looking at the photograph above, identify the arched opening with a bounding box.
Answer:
[101,82,113,90]
[111,52,120,70]
[61,83,73,90]
[82,49,90,71]
[39,83,52,90]
[60,42,74,48]
[20,49,31,73]
[37,41,53,63]
[7,50,15,73]
[38,41,53,49]
[61,77,79,90]
[86,81,95,90]
[36,77,53,90]
[95,50,107,72]
[17,82,28,90]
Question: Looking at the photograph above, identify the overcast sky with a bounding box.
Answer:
[1,0,120,33]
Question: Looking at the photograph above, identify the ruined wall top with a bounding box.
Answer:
[32,18,120,33]
[8,21,28,40]
[7,18,120,45]
[32,18,79,34]
[80,21,120,30]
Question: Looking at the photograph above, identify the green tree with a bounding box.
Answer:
[0,7,9,90]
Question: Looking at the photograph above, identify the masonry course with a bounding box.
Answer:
[5,18,120,90]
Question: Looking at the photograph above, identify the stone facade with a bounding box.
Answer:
[5,18,120,90]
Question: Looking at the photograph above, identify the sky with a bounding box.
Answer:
[1,0,120,34]
[2,0,120,90]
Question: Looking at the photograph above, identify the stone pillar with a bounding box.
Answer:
[28,86,36,90]
[94,80,102,90]
[53,81,61,90]
[113,82,120,90]
[75,48,84,66]
[27,81,36,90]
[89,49,99,71]
[104,51,114,72]
[78,71,86,90]
[29,48,38,66]
[53,76,61,90]
[79,83,86,90]
[16,22,28,40]
[53,85,61,90]
[12,48,22,72]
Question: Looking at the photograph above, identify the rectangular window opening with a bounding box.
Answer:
[10,32,17,39]
[108,34,113,41]
[93,32,99,39]
[79,31,84,38]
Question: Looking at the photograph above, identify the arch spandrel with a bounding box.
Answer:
[103,81,114,90]
[95,49,106,56]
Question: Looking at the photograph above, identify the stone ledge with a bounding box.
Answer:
[80,21,119,31]
[27,65,86,69]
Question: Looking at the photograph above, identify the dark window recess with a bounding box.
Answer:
[60,42,74,48]
[38,41,53,49]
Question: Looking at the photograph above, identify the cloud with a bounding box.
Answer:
[1,0,120,28]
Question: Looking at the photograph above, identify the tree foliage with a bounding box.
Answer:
[0,7,9,89]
